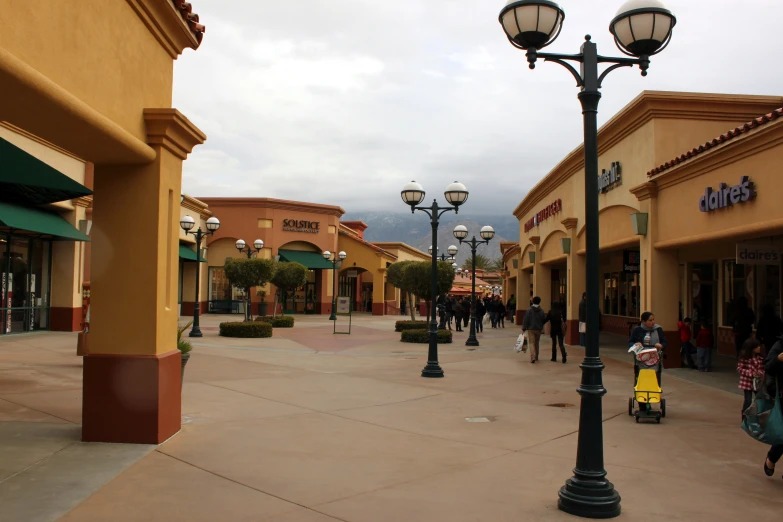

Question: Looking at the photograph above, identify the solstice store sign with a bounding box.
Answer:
[699,176,756,212]
[524,199,562,233]
[282,219,320,234]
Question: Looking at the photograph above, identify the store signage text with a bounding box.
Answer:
[524,199,562,233]
[623,250,640,273]
[699,176,756,213]
[282,219,320,234]
[736,244,780,266]
[598,162,622,193]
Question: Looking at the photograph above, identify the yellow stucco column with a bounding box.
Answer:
[50,201,89,331]
[373,267,386,315]
[633,182,681,369]
[83,109,206,444]
[562,218,584,344]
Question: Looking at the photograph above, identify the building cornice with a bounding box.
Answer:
[629,182,659,201]
[198,197,345,218]
[181,194,212,218]
[512,91,783,220]
[144,109,206,160]
[125,0,199,59]
[529,236,541,246]
[561,217,579,230]
[370,242,430,260]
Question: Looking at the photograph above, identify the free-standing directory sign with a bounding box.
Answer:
[334,295,352,335]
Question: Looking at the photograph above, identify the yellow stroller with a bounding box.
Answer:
[628,346,666,423]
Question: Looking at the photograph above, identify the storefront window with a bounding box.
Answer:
[756,264,781,319]
[1,234,52,334]
[603,272,639,317]
[209,267,231,302]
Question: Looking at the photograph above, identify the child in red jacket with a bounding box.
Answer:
[677,317,697,369]
[695,323,714,372]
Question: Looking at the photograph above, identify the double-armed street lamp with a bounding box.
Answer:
[497,0,677,518]
[179,215,221,337]
[236,239,264,258]
[323,250,347,321]
[402,180,469,378]
[453,224,495,347]
[429,245,458,263]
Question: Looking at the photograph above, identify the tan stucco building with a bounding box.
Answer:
[512,91,783,366]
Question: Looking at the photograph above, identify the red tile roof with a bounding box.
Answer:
[172,0,205,44]
[647,108,783,177]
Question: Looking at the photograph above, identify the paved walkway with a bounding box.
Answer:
[0,315,780,521]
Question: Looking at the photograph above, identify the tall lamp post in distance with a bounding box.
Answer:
[402,180,469,378]
[453,224,495,347]
[323,250,347,321]
[497,0,676,518]
[429,245,458,329]
[180,215,221,338]
[235,239,264,321]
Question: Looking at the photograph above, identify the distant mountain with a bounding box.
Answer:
[342,211,520,266]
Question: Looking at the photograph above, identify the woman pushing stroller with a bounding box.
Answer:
[628,312,667,416]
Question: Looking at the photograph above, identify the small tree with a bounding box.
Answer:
[403,261,455,322]
[387,260,417,321]
[271,262,308,317]
[224,258,275,321]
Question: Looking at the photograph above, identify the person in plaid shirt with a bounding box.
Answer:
[738,338,765,416]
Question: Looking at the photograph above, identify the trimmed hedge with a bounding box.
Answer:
[254,315,295,328]
[219,321,273,338]
[401,329,453,344]
[395,320,429,332]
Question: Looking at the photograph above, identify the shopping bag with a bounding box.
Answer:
[514,333,527,353]
[579,322,587,334]
[742,382,783,446]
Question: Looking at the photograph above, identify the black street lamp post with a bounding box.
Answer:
[179,215,221,338]
[235,239,264,321]
[402,181,469,378]
[454,225,495,347]
[497,0,676,518]
[323,250,347,321]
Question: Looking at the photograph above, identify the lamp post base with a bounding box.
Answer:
[465,337,479,347]
[421,362,444,378]
[188,327,203,338]
[558,476,621,519]
[328,313,336,321]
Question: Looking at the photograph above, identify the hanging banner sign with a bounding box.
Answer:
[524,199,562,232]
[2,273,11,333]
[623,250,640,273]
[736,244,780,265]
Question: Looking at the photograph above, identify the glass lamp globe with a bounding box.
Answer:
[205,216,220,232]
[235,239,246,251]
[401,181,425,207]
[447,245,459,256]
[480,225,496,240]
[179,215,195,232]
[338,251,347,260]
[453,225,469,240]
[254,239,264,250]
[322,250,332,260]
[610,0,676,57]
[444,181,469,207]
[499,0,565,50]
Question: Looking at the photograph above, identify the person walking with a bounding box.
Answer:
[677,317,698,369]
[508,294,516,324]
[762,334,783,479]
[578,292,587,347]
[497,299,506,328]
[463,298,471,329]
[487,296,497,328]
[445,296,453,331]
[475,297,485,333]
[733,296,756,359]
[522,296,546,363]
[756,304,783,354]
[400,297,407,316]
[695,322,714,372]
[738,338,765,416]
[454,297,464,332]
[546,303,567,363]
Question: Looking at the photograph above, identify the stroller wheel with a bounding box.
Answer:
[661,399,666,418]
[635,416,640,423]
[628,398,634,416]
[656,417,661,424]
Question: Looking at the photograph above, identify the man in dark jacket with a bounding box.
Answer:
[578,292,587,347]
[445,297,453,331]
[764,337,783,477]
[454,298,464,332]
[475,298,486,333]
[546,303,567,363]
[522,296,546,363]
[463,298,471,328]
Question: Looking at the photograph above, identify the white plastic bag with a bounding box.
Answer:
[514,333,527,353]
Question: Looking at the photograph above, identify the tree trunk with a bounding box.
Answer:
[408,292,415,321]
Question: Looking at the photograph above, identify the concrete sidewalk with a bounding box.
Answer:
[1,315,780,521]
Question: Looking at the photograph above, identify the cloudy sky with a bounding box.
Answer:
[174,0,782,215]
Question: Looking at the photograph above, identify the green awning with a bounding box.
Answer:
[0,137,93,205]
[278,249,333,269]
[0,201,90,241]
[179,244,206,262]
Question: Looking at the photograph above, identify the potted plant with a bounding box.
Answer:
[256,289,268,317]
[177,321,193,388]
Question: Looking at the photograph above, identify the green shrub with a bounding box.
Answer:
[219,321,273,338]
[177,321,193,354]
[395,320,429,332]
[254,315,295,328]
[401,329,452,344]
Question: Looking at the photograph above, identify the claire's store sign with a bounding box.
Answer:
[736,244,780,266]
[282,219,320,234]
[598,162,622,193]
[699,176,756,212]
[524,199,562,233]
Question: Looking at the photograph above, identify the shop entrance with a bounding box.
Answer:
[691,263,716,330]
[1,235,52,334]
[550,267,567,309]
